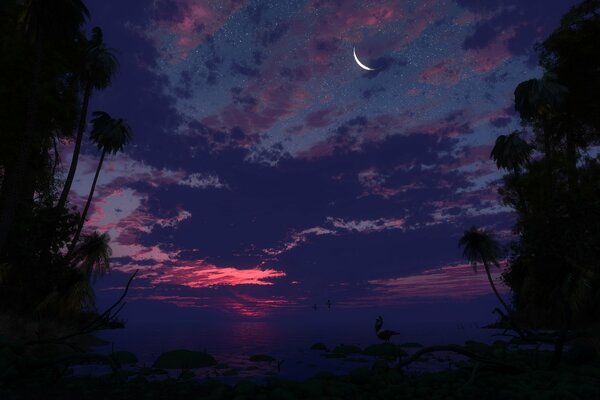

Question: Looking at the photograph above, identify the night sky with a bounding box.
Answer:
[72,0,578,321]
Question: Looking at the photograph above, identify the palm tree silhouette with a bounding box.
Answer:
[458,226,511,314]
[514,72,568,182]
[35,268,95,316]
[57,27,118,213]
[491,130,532,214]
[490,131,532,173]
[0,0,90,253]
[68,111,132,256]
[71,231,112,282]
[375,316,399,342]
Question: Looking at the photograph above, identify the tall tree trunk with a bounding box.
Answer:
[0,40,43,255]
[565,130,578,194]
[484,260,511,314]
[68,149,105,257]
[512,170,528,217]
[551,297,572,368]
[56,81,92,212]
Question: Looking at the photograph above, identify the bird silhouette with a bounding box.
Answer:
[313,303,317,311]
[375,316,400,342]
[327,299,332,310]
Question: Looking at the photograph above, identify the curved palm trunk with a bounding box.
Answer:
[57,82,93,212]
[483,260,511,314]
[68,149,105,257]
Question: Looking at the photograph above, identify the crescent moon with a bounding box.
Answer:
[353,47,375,71]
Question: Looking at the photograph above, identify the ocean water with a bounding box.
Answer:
[91,316,506,382]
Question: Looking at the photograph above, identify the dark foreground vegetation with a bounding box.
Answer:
[1,0,599,398]
[1,339,599,400]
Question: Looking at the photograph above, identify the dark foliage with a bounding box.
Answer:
[0,1,131,318]
[495,0,600,333]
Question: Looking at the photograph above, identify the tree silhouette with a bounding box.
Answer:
[490,131,532,174]
[71,231,112,282]
[0,0,90,254]
[57,27,118,213]
[459,226,511,314]
[68,111,132,256]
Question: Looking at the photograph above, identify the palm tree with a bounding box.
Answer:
[458,226,511,314]
[0,0,90,254]
[514,72,567,122]
[57,27,119,213]
[491,131,533,214]
[71,231,112,281]
[490,131,532,173]
[35,269,95,316]
[514,72,568,182]
[68,111,132,256]
[16,0,90,43]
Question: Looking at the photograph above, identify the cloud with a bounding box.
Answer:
[362,261,508,303]
[142,0,247,61]
[69,151,229,195]
[143,260,286,288]
[263,216,407,258]
[178,173,229,189]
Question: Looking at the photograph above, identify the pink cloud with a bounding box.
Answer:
[144,0,247,61]
[368,262,508,300]
[357,167,402,199]
[304,107,340,128]
[295,114,404,159]
[452,11,484,26]
[145,261,286,288]
[419,60,462,86]
[201,83,311,142]
[125,292,298,317]
[466,28,518,73]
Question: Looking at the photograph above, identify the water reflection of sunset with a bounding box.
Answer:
[136,292,298,318]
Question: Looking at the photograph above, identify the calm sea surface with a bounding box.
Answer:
[93,316,506,382]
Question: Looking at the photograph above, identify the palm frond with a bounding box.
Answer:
[72,231,112,281]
